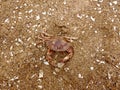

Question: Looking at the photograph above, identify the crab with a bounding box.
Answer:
[36,31,77,67]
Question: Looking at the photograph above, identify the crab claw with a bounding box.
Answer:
[46,49,57,67]
[61,46,74,63]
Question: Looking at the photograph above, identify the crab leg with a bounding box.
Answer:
[61,47,74,63]
[46,49,53,62]
[63,36,78,42]
[41,31,53,40]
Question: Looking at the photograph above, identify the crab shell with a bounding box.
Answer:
[45,37,71,52]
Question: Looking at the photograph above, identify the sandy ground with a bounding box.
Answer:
[0,0,120,90]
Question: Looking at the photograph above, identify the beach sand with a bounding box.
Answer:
[0,0,120,89]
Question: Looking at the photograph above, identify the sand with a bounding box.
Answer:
[0,0,120,90]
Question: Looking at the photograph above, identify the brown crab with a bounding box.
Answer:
[36,31,76,67]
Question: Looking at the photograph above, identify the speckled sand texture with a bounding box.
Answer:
[0,0,120,90]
